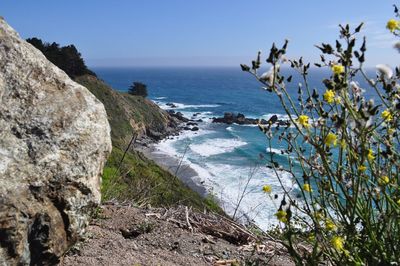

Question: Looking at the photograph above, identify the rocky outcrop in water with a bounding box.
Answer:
[0,17,111,265]
[212,112,263,125]
[212,112,290,126]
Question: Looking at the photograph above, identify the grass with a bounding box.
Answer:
[75,75,224,214]
[101,146,223,213]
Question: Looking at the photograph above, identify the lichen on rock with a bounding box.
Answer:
[0,17,111,265]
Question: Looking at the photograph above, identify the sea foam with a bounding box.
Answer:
[189,138,247,157]
[201,162,296,229]
[157,101,220,110]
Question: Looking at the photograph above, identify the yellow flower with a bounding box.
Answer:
[303,183,312,193]
[379,175,390,186]
[331,64,344,75]
[397,199,400,205]
[325,219,337,231]
[314,211,324,221]
[275,210,287,223]
[323,89,335,104]
[358,165,367,172]
[387,19,400,32]
[388,128,395,135]
[381,109,393,122]
[297,115,310,128]
[367,149,375,161]
[262,185,272,193]
[307,233,315,242]
[331,236,345,251]
[325,133,337,147]
[340,139,347,149]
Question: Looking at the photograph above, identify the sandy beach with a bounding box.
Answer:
[137,143,209,198]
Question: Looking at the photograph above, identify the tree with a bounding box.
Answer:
[25,37,45,52]
[26,38,96,78]
[242,5,400,265]
[128,82,148,97]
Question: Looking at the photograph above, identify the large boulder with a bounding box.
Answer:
[0,18,112,265]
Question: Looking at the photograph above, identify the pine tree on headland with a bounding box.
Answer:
[128,82,148,97]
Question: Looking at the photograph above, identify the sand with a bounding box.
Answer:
[138,144,208,197]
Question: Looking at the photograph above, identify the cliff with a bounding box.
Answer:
[74,75,179,147]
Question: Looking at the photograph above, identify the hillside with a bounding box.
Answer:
[74,75,177,147]
[74,75,222,212]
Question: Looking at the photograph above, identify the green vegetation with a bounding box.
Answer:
[128,81,148,97]
[101,146,221,211]
[26,37,96,78]
[243,6,400,265]
[27,36,223,214]
[75,75,223,214]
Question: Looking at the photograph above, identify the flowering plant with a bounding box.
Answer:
[242,5,400,265]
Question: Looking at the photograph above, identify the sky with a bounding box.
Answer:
[0,0,398,67]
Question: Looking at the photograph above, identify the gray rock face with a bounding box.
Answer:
[0,18,112,265]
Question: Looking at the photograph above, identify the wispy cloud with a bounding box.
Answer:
[326,20,397,49]
[367,28,397,49]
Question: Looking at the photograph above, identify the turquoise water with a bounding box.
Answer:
[94,67,377,228]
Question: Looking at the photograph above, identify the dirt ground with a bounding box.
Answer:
[61,204,294,266]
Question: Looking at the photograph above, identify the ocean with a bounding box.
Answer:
[94,66,378,229]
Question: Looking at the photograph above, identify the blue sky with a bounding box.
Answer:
[0,0,398,67]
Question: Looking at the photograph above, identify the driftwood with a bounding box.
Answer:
[148,206,258,245]
[185,206,194,233]
[215,259,238,265]
[142,205,295,265]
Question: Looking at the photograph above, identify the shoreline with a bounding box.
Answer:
[133,101,216,200]
[135,102,284,229]
[135,103,211,198]
[138,144,208,197]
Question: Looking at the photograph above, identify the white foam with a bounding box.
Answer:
[226,126,234,132]
[154,96,167,100]
[188,162,214,181]
[242,124,258,128]
[174,111,213,121]
[266,147,284,154]
[152,125,298,230]
[155,128,214,156]
[157,102,220,110]
[190,138,247,157]
[201,162,296,229]
[261,113,291,121]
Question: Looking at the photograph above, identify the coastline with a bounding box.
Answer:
[135,103,285,229]
[134,106,212,200]
[134,105,280,228]
[137,144,209,198]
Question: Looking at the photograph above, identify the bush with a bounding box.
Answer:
[242,6,400,265]
[128,82,148,97]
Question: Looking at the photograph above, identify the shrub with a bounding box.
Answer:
[242,6,400,265]
[128,82,148,97]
